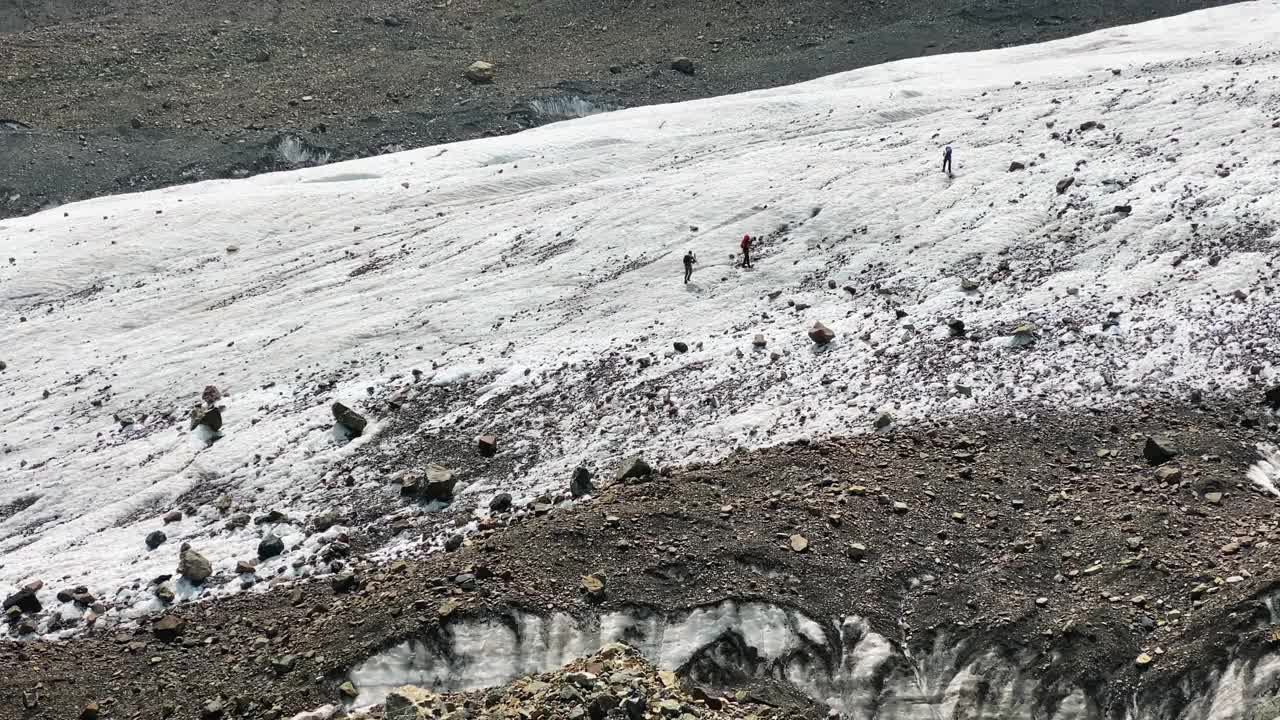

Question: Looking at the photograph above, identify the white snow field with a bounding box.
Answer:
[3,1,1280,627]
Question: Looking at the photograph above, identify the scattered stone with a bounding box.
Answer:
[201,700,224,720]
[1136,653,1154,667]
[489,492,513,513]
[81,702,100,720]
[1056,177,1075,194]
[570,467,595,498]
[177,548,212,584]
[332,402,367,436]
[581,573,607,601]
[1265,385,1280,409]
[1154,466,1182,483]
[960,277,979,291]
[339,682,360,700]
[1204,492,1224,504]
[892,501,909,514]
[270,655,298,675]
[163,509,183,524]
[152,614,186,643]
[1115,205,1133,214]
[846,542,868,560]
[445,534,464,552]
[873,412,893,430]
[465,60,496,83]
[146,530,167,550]
[947,318,966,337]
[386,686,437,719]
[808,321,835,345]
[312,510,339,532]
[1221,542,1240,555]
[332,573,359,594]
[1143,437,1177,465]
[257,534,285,561]
[1008,161,1026,171]
[670,57,695,75]
[789,534,809,553]
[235,560,257,575]
[477,434,498,457]
[673,341,689,353]
[1035,597,1048,607]
[751,334,767,348]
[437,598,461,619]
[616,457,652,481]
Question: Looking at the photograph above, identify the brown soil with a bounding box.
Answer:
[3,400,1277,719]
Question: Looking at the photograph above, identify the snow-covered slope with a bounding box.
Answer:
[2,1,1279,624]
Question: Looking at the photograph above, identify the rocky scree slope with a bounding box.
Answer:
[0,0,1243,219]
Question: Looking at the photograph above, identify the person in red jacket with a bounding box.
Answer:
[740,233,753,268]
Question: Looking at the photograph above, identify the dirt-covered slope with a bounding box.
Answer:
[4,404,1280,718]
[0,0,1240,218]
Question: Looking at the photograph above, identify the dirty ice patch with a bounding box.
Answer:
[1248,443,1280,498]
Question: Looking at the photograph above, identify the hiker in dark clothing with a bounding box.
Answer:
[683,251,696,284]
[740,234,753,268]
[942,144,953,174]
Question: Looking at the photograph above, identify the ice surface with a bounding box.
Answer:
[2,1,1279,619]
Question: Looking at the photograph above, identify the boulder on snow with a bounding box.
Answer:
[177,547,213,584]
[465,61,495,83]
[1056,177,1075,194]
[1009,161,1026,171]
[145,530,167,550]
[332,402,367,436]
[423,464,457,502]
[2,587,41,614]
[257,534,285,561]
[751,334,767,348]
[1010,323,1038,346]
[808,321,835,345]
[190,405,223,432]
[947,318,966,337]
[670,57,695,75]
[615,457,652,481]
[570,467,595,497]
[489,492,513,513]
[673,341,689,353]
